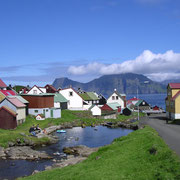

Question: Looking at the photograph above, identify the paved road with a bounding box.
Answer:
[141,114,180,157]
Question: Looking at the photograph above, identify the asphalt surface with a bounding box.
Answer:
[141,114,180,157]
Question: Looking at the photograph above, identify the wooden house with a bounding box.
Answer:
[21,94,61,118]
[45,84,58,93]
[59,87,84,110]
[53,93,68,110]
[0,97,26,125]
[79,92,100,108]
[0,106,17,129]
[135,100,150,111]
[166,83,180,120]
[98,94,107,105]
[27,85,46,95]
[36,114,45,120]
[107,89,126,109]
[89,105,102,116]
[122,107,132,116]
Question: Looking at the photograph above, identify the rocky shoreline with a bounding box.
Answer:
[0,120,138,161]
[32,145,99,175]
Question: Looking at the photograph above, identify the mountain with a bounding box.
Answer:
[161,79,180,86]
[53,73,166,97]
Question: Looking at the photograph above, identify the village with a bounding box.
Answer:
[0,78,165,130]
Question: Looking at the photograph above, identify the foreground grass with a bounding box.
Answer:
[0,110,143,148]
[21,126,180,180]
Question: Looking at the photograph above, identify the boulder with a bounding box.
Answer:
[63,145,98,157]
[5,146,52,160]
[0,146,6,158]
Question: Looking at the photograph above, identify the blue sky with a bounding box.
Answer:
[0,0,180,86]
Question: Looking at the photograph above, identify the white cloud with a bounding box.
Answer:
[67,50,180,82]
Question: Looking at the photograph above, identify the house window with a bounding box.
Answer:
[46,109,48,112]
[34,110,38,113]
[33,90,37,94]
[112,96,115,100]
[142,102,145,105]
[69,91,73,96]
[116,96,118,100]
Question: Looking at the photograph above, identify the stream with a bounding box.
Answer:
[0,126,133,180]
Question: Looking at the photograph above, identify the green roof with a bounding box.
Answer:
[79,93,91,101]
[135,100,143,107]
[80,92,99,101]
[54,93,68,103]
[86,92,99,100]
[107,102,121,110]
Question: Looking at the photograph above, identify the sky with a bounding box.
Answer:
[0,0,180,86]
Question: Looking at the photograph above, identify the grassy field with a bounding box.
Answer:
[20,126,180,180]
[0,110,141,148]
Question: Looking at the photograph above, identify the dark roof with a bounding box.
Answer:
[169,83,180,89]
[0,79,7,88]
[45,84,58,92]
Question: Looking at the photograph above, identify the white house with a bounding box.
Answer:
[89,105,102,116]
[59,87,84,110]
[107,89,126,109]
[0,97,26,125]
[27,85,46,95]
[36,114,45,120]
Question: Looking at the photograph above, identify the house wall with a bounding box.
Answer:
[60,88,83,110]
[175,96,180,114]
[40,88,46,93]
[27,86,43,95]
[29,108,61,118]
[0,99,17,112]
[29,108,50,118]
[51,108,61,118]
[0,93,5,102]
[16,108,26,124]
[22,95,54,108]
[91,106,101,116]
[54,102,60,108]
[107,92,125,109]
[0,108,17,129]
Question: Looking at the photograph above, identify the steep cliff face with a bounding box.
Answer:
[53,73,166,96]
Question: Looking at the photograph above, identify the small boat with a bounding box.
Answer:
[56,130,66,133]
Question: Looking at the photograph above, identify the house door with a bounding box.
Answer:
[51,110,53,118]
[43,109,45,116]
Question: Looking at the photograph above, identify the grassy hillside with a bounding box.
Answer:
[21,126,180,180]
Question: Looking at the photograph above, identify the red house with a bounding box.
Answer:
[45,84,58,93]
[0,106,17,129]
[101,104,114,111]
[153,106,160,111]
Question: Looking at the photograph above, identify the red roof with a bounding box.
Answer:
[101,104,113,111]
[169,83,180,89]
[171,91,180,101]
[0,79,7,88]
[129,97,139,101]
[0,90,16,96]
[7,97,26,108]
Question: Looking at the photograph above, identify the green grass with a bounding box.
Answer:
[0,110,141,148]
[20,126,180,180]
